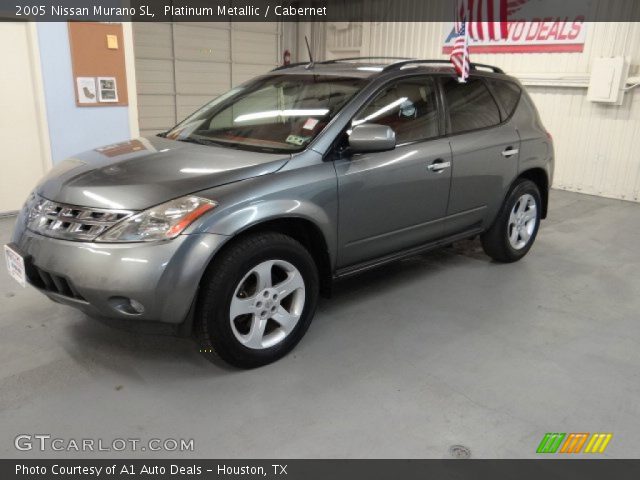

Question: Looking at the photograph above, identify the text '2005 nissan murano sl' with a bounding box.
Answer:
[6,58,554,368]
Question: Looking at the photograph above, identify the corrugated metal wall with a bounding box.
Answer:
[133,22,280,136]
[317,13,640,202]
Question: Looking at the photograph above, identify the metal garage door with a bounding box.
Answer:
[133,22,280,137]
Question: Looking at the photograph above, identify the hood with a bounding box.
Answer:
[36,136,289,210]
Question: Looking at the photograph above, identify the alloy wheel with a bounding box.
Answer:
[229,260,306,349]
[507,193,538,250]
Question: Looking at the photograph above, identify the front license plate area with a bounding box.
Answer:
[4,244,26,287]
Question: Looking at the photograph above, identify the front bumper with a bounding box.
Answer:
[11,215,228,325]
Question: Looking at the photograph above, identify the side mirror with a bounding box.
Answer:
[348,124,396,153]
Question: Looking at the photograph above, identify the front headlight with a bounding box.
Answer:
[22,191,37,213]
[95,196,217,243]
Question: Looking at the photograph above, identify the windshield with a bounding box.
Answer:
[165,74,367,153]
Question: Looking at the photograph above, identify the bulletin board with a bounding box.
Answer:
[68,22,128,107]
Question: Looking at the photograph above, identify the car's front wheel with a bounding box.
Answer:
[481,179,542,263]
[195,232,319,368]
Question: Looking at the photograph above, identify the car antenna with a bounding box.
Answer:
[304,36,314,70]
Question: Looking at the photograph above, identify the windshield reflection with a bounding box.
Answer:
[165,74,366,154]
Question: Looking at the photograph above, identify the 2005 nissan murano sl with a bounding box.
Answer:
[6,58,554,368]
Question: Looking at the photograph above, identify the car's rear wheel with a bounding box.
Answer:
[195,232,319,368]
[481,179,541,263]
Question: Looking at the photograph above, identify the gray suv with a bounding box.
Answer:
[7,58,553,368]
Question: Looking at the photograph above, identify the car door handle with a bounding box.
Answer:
[502,147,519,158]
[427,161,451,173]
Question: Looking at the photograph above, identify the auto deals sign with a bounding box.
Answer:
[443,0,587,54]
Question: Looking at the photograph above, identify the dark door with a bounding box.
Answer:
[439,76,520,236]
[334,76,452,267]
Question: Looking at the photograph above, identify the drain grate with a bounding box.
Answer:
[449,444,471,459]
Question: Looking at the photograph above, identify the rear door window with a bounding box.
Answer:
[441,77,501,134]
[486,79,522,118]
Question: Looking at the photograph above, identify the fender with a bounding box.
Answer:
[205,200,335,265]
[184,155,339,268]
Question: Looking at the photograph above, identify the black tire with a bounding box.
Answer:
[481,179,542,263]
[195,232,319,368]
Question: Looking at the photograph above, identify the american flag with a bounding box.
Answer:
[455,0,509,41]
[449,21,470,83]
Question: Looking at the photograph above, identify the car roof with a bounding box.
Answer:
[273,62,387,78]
[272,59,516,83]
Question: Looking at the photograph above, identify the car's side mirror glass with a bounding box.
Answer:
[348,124,396,154]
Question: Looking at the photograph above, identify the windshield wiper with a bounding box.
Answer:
[180,137,251,151]
[177,136,243,149]
[177,136,290,154]
[176,137,217,146]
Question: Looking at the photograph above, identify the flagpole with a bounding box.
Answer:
[465,19,470,81]
[458,20,470,84]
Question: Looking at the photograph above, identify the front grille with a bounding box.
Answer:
[25,263,85,301]
[25,195,134,241]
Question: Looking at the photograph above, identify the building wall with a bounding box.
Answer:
[315,16,640,202]
[0,23,51,212]
[36,23,133,164]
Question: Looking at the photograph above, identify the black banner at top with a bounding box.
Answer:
[4,459,640,480]
[1,0,640,22]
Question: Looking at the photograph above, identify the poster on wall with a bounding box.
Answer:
[97,77,118,103]
[443,1,588,54]
[76,77,97,104]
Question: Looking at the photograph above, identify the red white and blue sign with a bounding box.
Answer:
[444,0,587,54]
[444,19,587,54]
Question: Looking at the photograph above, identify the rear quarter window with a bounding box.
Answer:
[486,79,522,118]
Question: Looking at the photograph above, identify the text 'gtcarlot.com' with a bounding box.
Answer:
[14,434,194,452]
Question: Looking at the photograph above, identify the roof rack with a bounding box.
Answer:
[321,56,415,64]
[272,57,415,71]
[382,59,504,74]
[272,61,312,71]
[272,57,505,75]
[471,63,505,73]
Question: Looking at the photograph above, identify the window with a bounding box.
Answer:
[486,79,522,118]
[352,77,440,144]
[165,74,366,153]
[441,77,501,134]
